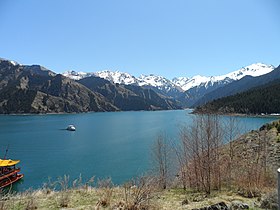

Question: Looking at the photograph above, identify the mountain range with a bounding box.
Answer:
[0,58,179,114]
[63,63,275,107]
[0,57,278,114]
[63,63,274,91]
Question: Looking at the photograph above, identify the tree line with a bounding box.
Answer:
[195,79,280,115]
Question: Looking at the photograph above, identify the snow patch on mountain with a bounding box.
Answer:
[172,63,275,91]
[0,58,21,66]
[94,70,138,85]
[172,75,210,91]
[62,70,93,80]
[63,70,182,92]
[215,63,275,81]
[63,63,275,92]
[137,74,182,92]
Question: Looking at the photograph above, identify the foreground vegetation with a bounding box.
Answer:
[1,116,279,209]
[0,177,278,210]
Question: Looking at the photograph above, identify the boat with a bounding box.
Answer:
[0,159,24,188]
[66,124,76,131]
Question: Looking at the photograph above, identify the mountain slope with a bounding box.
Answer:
[0,59,118,113]
[194,77,280,114]
[194,65,280,107]
[78,76,180,111]
[64,70,184,99]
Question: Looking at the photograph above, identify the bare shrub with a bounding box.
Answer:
[42,177,56,194]
[72,174,83,189]
[178,114,224,194]
[84,176,95,190]
[151,132,172,190]
[96,178,114,208]
[222,116,241,189]
[175,114,277,196]
[230,128,277,197]
[120,176,156,210]
[57,175,71,208]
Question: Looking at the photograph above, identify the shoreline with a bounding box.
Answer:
[0,108,185,116]
[191,111,280,118]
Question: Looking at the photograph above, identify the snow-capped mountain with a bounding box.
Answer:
[62,63,275,103]
[172,63,275,91]
[172,75,210,91]
[62,70,94,80]
[63,70,182,93]
[63,63,275,92]
[63,70,138,84]
[94,70,138,85]
[137,74,183,92]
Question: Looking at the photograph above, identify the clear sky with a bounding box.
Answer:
[0,0,279,79]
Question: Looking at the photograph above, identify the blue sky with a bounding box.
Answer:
[0,0,279,78]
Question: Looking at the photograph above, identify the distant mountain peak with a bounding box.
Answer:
[172,63,275,91]
[94,70,138,85]
[0,58,21,66]
[223,63,275,80]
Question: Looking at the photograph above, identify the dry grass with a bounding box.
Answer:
[0,185,274,209]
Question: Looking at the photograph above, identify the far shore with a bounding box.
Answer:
[191,110,280,118]
[1,108,280,118]
[0,108,187,116]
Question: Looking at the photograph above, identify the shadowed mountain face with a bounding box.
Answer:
[78,76,181,111]
[0,60,118,114]
[0,60,181,114]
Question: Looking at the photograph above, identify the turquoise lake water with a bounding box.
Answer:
[0,110,278,191]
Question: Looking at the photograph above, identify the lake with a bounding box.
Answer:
[0,110,278,191]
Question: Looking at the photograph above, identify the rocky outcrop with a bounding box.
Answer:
[191,201,252,210]
[191,202,229,210]
[230,201,249,209]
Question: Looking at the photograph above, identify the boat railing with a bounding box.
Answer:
[0,167,20,177]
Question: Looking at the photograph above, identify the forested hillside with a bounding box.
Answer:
[195,78,280,114]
